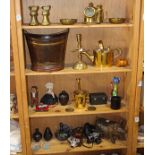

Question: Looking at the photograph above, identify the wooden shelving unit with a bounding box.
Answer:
[137,143,144,149]
[10,113,19,119]
[12,0,142,155]
[10,71,15,76]
[132,0,144,154]
[32,139,127,155]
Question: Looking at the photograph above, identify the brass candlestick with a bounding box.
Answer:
[41,5,51,25]
[29,6,39,26]
[72,34,88,70]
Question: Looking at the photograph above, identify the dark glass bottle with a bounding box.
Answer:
[32,128,42,142]
[58,90,69,106]
[44,127,53,141]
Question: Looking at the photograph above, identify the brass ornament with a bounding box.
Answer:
[96,5,104,24]
[84,3,104,24]
[41,5,51,26]
[29,6,39,26]
[72,34,89,70]
[74,78,88,109]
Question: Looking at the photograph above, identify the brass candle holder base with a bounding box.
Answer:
[73,60,87,70]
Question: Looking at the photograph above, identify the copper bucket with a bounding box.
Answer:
[24,29,69,71]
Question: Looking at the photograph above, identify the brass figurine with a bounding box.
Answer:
[29,6,39,26]
[72,34,89,70]
[74,78,88,109]
[84,3,104,24]
[41,5,51,25]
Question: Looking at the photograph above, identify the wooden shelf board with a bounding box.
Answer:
[29,104,127,118]
[10,152,22,155]
[22,23,133,29]
[25,66,132,76]
[32,139,127,154]
[137,142,144,148]
[140,106,144,112]
[10,113,19,119]
[10,71,15,76]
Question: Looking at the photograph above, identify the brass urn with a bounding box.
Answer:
[73,78,88,109]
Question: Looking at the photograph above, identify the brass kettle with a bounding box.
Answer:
[81,40,122,67]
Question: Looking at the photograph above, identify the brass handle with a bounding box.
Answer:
[112,48,122,58]
[76,78,81,90]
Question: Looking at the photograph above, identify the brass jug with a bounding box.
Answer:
[73,78,88,109]
[81,40,122,67]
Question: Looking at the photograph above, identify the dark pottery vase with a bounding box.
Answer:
[24,29,69,72]
[111,96,121,110]
[58,90,69,105]
[55,122,71,141]
[44,127,53,141]
[40,93,58,105]
[32,128,42,142]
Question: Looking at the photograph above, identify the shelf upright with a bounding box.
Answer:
[10,0,27,154]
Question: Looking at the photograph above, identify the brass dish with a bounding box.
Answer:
[60,19,77,25]
[109,18,126,24]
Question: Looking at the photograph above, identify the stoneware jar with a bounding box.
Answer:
[58,90,69,106]
[44,127,53,141]
[32,128,42,142]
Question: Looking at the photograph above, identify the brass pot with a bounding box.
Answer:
[24,29,69,71]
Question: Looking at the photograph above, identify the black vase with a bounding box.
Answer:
[58,90,69,106]
[111,96,121,110]
[40,94,58,105]
[32,128,42,142]
[44,127,53,141]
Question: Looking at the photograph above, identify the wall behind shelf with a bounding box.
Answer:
[21,0,133,24]
[30,113,127,134]
[24,28,131,67]
[26,73,126,104]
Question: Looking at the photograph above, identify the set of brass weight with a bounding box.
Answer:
[29,5,51,26]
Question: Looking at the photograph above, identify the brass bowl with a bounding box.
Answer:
[60,19,77,25]
[109,18,126,24]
